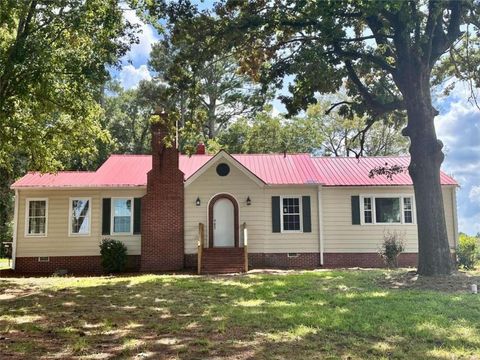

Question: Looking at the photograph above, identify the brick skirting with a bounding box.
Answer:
[323,252,418,268]
[186,252,418,270]
[10,252,422,275]
[13,255,141,275]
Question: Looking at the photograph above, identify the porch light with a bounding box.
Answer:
[196,197,201,206]
[246,196,252,206]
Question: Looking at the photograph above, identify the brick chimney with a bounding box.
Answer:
[140,111,185,271]
[196,142,206,155]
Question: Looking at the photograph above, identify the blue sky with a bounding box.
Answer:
[111,11,480,236]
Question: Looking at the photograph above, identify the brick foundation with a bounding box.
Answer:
[186,252,419,270]
[141,119,184,272]
[13,255,141,275]
[323,252,418,268]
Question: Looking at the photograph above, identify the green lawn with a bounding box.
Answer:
[1,269,480,359]
[0,258,9,270]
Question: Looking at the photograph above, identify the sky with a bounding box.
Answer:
[111,9,480,236]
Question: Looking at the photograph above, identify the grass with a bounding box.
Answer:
[0,258,9,270]
[1,269,480,359]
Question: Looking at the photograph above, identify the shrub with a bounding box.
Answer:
[457,234,478,270]
[99,239,128,273]
[378,230,406,268]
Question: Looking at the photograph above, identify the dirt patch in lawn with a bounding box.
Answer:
[377,269,480,293]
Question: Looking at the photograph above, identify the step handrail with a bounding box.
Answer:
[243,222,248,272]
[197,223,205,274]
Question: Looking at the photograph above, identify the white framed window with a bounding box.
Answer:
[25,198,48,237]
[69,198,91,236]
[281,196,302,232]
[403,197,414,224]
[363,197,373,224]
[360,195,415,225]
[111,198,133,235]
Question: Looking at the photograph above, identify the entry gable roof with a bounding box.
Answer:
[184,150,266,187]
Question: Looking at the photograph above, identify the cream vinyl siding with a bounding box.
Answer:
[16,188,146,257]
[184,157,319,254]
[185,158,266,254]
[322,186,457,253]
[264,187,319,252]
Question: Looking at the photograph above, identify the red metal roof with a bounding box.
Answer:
[310,156,457,186]
[11,153,457,188]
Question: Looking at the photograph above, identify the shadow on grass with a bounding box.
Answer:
[1,270,479,359]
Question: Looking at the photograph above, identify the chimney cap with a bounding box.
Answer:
[196,143,206,155]
[153,106,167,117]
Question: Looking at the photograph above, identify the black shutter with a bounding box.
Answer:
[272,196,281,233]
[351,196,361,225]
[302,196,312,232]
[102,198,111,235]
[133,198,142,235]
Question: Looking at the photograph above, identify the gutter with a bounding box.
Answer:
[11,189,19,270]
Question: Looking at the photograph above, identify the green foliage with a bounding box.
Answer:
[457,234,479,270]
[0,1,136,173]
[145,28,271,142]
[306,102,408,156]
[217,107,322,154]
[99,239,128,274]
[378,231,406,268]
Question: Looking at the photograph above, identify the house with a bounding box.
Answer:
[8,120,459,274]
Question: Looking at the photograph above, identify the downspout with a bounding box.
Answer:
[451,186,459,252]
[317,185,324,265]
[12,189,19,270]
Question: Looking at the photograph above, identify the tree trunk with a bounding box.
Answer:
[0,167,14,252]
[403,72,454,276]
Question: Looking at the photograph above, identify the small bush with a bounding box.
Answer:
[457,234,478,270]
[378,230,406,268]
[99,238,128,273]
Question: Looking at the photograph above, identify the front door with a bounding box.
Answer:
[213,198,235,247]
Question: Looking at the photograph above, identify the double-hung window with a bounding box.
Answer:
[281,197,302,232]
[112,198,133,234]
[26,199,48,236]
[361,195,414,224]
[70,198,91,236]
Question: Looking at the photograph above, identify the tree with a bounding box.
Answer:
[0,1,136,245]
[306,102,409,157]
[217,106,323,154]
[147,34,270,143]
[148,0,480,275]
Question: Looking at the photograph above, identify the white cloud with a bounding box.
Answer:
[118,64,152,89]
[435,97,480,235]
[470,186,480,204]
[122,7,158,65]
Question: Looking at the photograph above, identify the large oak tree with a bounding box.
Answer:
[140,0,480,275]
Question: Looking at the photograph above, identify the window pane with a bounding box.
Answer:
[364,211,373,223]
[283,197,300,214]
[375,198,401,223]
[29,201,46,217]
[113,199,131,233]
[283,214,301,231]
[404,211,413,223]
[403,197,412,210]
[364,197,372,210]
[71,199,90,234]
